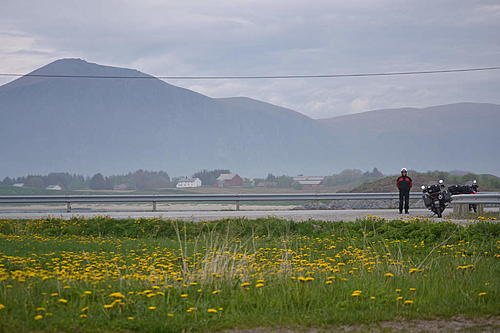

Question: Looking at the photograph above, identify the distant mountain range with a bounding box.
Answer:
[318,102,500,175]
[1,58,499,177]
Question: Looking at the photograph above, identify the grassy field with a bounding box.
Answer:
[0,217,499,332]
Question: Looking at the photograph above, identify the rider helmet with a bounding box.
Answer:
[401,168,407,174]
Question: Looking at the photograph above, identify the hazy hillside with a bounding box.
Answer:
[349,172,500,193]
[0,59,338,177]
[318,103,500,175]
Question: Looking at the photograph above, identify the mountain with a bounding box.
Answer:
[317,103,500,175]
[0,58,338,177]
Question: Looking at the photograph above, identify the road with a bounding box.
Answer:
[0,208,473,223]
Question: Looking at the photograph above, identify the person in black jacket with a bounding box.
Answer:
[396,168,412,214]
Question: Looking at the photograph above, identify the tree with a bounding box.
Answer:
[25,176,45,188]
[266,173,276,182]
[1,177,13,186]
[193,169,230,186]
[89,173,107,190]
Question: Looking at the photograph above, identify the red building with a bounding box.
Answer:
[216,173,243,187]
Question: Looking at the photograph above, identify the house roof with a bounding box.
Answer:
[217,173,239,181]
[293,176,325,185]
[178,177,200,183]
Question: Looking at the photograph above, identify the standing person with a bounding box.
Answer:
[396,168,412,214]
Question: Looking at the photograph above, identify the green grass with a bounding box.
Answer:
[0,217,498,332]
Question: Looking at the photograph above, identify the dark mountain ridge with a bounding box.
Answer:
[0,59,337,177]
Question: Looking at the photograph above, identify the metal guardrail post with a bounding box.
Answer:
[152,201,157,212]
[66,202,71,213]
[236,200,240,211]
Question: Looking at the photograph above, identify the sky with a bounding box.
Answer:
[1,0,499,119]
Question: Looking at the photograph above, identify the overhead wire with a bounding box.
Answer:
[0,66,499,80]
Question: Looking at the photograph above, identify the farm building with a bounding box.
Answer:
[176,177,202,188]
[292,176,325,188]
[45,185,63,190]
[216,173,243,187]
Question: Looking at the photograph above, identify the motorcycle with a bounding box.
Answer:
[448,180,478,212]
[421,180,452,218]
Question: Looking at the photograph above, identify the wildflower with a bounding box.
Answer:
[104,304,114,309]
[167,313,174,317]
[370,296,376,300]
[404,300,414,305]
[255,283,265,288]
[80,314,88,318]
[409,288,416,291]
[384,273,394,277]
[325,280,333,284]
[351,290,362,297]
[396,296,403,301]
[240,282,251,287]
[36,307,46,311]
[186,307,197,312]
[0,304,5,310]
[148,306,157,310]
[207,308,218,313]
[109,292,125,298]
[50,293,58,297]
[212,290,221,295]
[128,316,135,320]
[34,315,43,320]
[180,293,188,298]
[146,293,156,298]
[58,298,68,304]
[81,307,89,312]
[395,289,401,293]
[83,291,92,295]
[478,292,487,296]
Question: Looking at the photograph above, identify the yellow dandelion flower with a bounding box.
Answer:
[35,307,46,311]
[34,315,43,320]
[409,288,416,291]
[370,296,376,300]
[395,289,401,293]
[396,296,403,301]
[58,298,68,304]
[325,280,333,284]
[128,316,135,320]
[109,292,125,298]
[255,283,265,288]
[0,304,5,310]
[180,293,188,298]
[207,308,218,313]
[240,282,251,287]
[167,313,174,317]
[148,306,157,310]
[81,307,89,312]
[384,273,394,277]
[478,292,487,296]
[79,314,88,318]
[404,300,414,305]
[83,291,92,295]
[104,304,114,309]
[212,290,221,295]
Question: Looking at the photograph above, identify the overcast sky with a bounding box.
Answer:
[1,0,499,119]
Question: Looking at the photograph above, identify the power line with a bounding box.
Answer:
[0,66,499,80]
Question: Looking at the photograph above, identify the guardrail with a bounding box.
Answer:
[0,192,422,212]
[451,193,500,216]
[451,193,500,205]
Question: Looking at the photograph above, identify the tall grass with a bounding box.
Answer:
[0,217,498,332]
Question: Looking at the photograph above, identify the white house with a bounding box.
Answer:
[176,177,202,188]
[46,185,63,191]
[292,176,325,187]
